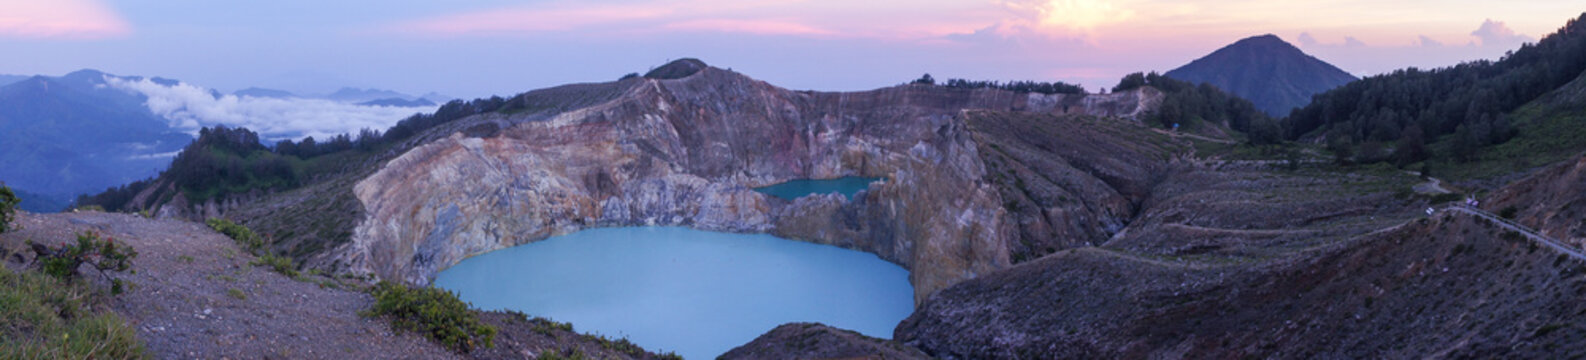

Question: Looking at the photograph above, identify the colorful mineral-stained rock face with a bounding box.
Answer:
[340,63,1164,305]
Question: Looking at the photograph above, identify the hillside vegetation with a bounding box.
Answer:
[1114,72,1280,144]
[1285,13,1586,173]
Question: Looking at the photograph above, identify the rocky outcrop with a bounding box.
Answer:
[334,61,1162,303]
[1486,154,1586,249]
[150,187,269,221]
[720,322,929,360]
[966,110,1187,261]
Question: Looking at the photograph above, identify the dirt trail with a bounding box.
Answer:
[1444,205,1586,261]
[1,211,458,360]
[1414,176,1453,194]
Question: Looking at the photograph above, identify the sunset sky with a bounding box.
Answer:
[0,0,1578,98]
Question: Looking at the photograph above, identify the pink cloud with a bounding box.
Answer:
[664,19,834,36]
[384,4,674,36]
[374,1,1002,40]
[0,0,131,39]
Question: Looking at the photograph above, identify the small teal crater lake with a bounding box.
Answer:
[433,227,914,359]
[753,176,884,201]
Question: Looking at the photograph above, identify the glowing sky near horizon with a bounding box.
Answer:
[0,0,1578,98]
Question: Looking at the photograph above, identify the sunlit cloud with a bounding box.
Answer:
[0,0,131,39]
[1471,19,1533,47]
[104,76,436,142]
[1295,20,1538,77]
[1001,0,1136,32]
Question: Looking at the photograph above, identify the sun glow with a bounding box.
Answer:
[1033,0,1135,30]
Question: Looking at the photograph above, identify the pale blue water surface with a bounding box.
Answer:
[433,227,914,359]
[752,176,883,201]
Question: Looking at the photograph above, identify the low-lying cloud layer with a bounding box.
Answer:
[106,76,436,142]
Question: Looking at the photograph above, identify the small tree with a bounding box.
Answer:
[913,73,935,85]
[0,184,17,234]
[30,231,139,294]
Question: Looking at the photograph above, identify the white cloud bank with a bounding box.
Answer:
[105,76,437,142]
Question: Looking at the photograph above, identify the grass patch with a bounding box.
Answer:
[0,267,146,359]
[227,288,247,300]
[364,281,496,353]
[250,253,299,278]
[210,218,304,278]
[206,218,264,252]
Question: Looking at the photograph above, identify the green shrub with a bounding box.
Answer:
[0,267,146,359]
[31,231,139,294]
[250,253,299,278]
[1499,206,1519,219]
[206,218,264,252]
[587,334,646,357]
[364,281,496,353]
[1427,193,1463,204]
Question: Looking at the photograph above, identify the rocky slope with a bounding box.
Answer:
[1485,154,1586,249]
[720,322,928,360]
[0,211,682,359]
[0,211,459,359]
[897,207,1586,358]
[331,60,1163,302]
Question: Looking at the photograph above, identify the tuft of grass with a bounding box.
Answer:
[206,218,264,252]
[0,267,146,359]
[536,348,591,360]
[364,281,496,353]
[177,255,195,264]
[227,288,247,300]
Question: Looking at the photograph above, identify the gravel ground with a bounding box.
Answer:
[1,211,460,360]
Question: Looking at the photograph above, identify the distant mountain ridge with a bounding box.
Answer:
[0,70,192,206]
[0,69,447,211]
[0,74,24,87]
[357,98,436,107]
[1165,34,1357,117]
[232,87,296,99]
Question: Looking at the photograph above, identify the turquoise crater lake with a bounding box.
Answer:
[433,227,914,359]
[752,176,884,201]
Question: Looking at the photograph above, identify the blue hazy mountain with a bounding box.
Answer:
[0,74,25,87]
[324,87,417,103]
[0,70,192,209]
[233,87,297,99]
[357,97,437,107]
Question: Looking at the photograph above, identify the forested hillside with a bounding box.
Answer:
[1286,13,1586,169]
[75,96,510,212]
[1115,72,1280,144]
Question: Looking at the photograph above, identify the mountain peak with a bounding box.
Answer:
[644,58,709,79]
[1165,34,1356,117]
